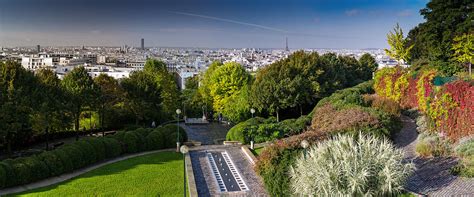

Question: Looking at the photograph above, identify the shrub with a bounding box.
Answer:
[38,151,64,176]
[75,140,97,164]
[0,162,15,188]
[51,149,74,173]
[61,144,86,169]
[86,138,107,162]
[364,94,401,116]
[123,132,140,153]
[311,104,380,134]
[5,158,32,185]
[256,129,327,196]
[289,134,414,196]
[23,156,50,182]
[415,133,451,157]
[452,138,474,177]
[146,129,166,150]
[154,124,187,148]
[102,137,122,158]
[0,164,6,188]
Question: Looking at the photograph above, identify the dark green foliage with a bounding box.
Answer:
[4,159,30,185]
[102,137,122,158]
[226,116,311,144]
[160,124,187,147]
[38,151,64,176]
[61,144,86,169]
[75,140,97,164]
[406,0,472,73]
[0,164,6,188]
[0,162,14,187]
[85,138,107,162]
[146,130,166,150]
[52,149,74,173]
[258,148,301,196]
[123,132,140,153]
[316,80,374,109]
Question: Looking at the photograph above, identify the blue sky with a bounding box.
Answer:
[0,0,428,48]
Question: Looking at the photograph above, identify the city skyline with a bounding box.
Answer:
[1,0,427,49]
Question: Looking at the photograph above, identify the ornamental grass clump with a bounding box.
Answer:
[289,134,414,196]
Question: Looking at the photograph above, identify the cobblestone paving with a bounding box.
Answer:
[180,122,231,145]
[395,115,474,196]
[190,145,268,197]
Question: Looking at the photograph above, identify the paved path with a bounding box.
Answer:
[394,115,474,196]
[0,148,174,196]
[190,145,268,197]
[180,122,231,145]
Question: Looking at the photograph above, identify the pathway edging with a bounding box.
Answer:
[0,148,174,196]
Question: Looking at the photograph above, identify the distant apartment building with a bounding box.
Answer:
[21,56,53,70]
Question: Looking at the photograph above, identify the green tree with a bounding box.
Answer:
[0,61,36,155]
[385,23,414,65]
[184,75,199,90]
[122,71,162,125]
[209,62,251,113]
[452,33,474,75]
[198,61,222,111]
[94,74,123,131]
[143,59,180,120]
[33,69,68,149]
[61,66,98,132]
[406,0,472,70]
[359,53,379,78]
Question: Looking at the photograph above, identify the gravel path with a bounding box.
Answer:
[395,115,474,196]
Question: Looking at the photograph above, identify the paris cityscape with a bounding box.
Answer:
[0,0,472,196]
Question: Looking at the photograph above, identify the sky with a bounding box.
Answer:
[0,0,428,49]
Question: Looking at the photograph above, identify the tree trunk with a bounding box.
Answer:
[276,108,280,122]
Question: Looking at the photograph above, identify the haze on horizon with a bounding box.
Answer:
[0,0,427,49]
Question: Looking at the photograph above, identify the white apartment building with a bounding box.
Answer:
[21,56,53,70]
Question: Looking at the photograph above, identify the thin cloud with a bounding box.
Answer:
[170,11,289,33]
[345,9,360,16]
[169,11,366,40]
[397,9,413,17]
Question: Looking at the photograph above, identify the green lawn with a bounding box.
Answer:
[11,151,188,196]
[251,147,264,156]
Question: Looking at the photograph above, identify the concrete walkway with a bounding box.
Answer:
[0,148,174,196]
[394,115,474,196]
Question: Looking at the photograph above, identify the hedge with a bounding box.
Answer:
[0,125,187,189]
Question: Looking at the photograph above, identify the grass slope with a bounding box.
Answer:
[11,151,187,196]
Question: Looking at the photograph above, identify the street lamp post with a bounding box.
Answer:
[176,109,182,152]
[300,139,309,160]
[180,145,189,197]
[250,108,255,150]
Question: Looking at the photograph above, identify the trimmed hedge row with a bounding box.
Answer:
[226,115,311,144]
[0,124,187,189]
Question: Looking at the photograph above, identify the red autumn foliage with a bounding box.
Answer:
[441,81,474,140]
